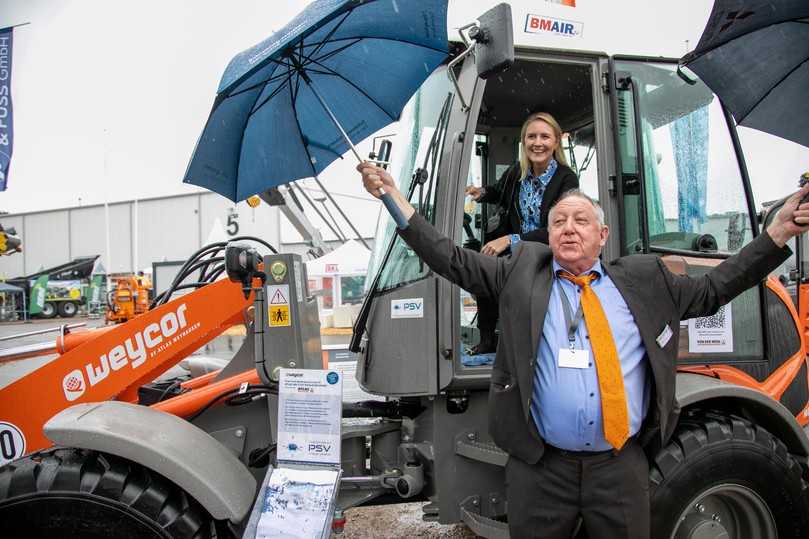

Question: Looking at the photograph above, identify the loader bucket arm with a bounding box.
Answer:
[0,277,254,458]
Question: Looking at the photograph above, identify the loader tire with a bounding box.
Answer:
[650,411,809,538]
[0,447,228,539]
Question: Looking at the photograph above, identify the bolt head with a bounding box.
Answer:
[467,432,476,441]
[696,503,705,513]
[235,429,244,438]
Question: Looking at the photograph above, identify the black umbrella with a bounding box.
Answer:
[681,0,809,147]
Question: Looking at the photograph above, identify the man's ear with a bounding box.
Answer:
[600,225,609,247]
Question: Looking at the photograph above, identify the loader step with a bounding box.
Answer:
[455,436,508,467]
[460,497,510,539]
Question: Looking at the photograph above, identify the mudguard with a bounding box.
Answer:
[43,401,257,522]
[677,372,809,457]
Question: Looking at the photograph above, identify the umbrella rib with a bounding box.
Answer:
[226,63,291,100]
[287,71,319,178]
[304,38,362,66]
[303,10,354,65]
[736,56,809,123]
[309,35,449,57]
[306,57,397,121]
[248,68,298,116]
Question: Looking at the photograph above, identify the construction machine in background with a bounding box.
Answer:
[1,3,809,539]
[7,255,99,318]
[105,272,152,324]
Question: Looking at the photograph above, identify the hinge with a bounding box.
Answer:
[601,72,610,94]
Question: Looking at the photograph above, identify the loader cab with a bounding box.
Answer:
[358,31,805,413]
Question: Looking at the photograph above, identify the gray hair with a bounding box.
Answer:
[549,189,605,226]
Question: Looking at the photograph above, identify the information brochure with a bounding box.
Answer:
[254,467,340,539]
[247,369,344,539]
[277,368,342,465]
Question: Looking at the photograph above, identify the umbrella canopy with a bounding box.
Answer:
[185,0,448,202]
[681,0,809,147]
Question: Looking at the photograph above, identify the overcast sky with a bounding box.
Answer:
[1,0,806,232]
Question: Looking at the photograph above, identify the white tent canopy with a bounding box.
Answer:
[305,239,370,276]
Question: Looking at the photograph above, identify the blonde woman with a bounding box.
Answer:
[465,112,578,354]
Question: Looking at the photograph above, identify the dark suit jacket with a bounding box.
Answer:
[480,163,579,244]
[399,213,791,465]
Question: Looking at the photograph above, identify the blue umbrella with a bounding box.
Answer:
[184,0,449,228]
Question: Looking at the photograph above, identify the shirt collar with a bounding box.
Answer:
[552,258,603,279]
[525,158,557,186]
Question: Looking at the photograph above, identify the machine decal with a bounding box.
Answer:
[268,284,292,327]
[0,421,26,466]
[60,303,191,402]
[524,14,583,38]
[688,304,734,353]
[391,298,424,319]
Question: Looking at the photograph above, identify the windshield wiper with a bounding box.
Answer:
[349,93,453,353]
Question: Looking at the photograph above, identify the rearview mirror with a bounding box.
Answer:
[475,3,514,79]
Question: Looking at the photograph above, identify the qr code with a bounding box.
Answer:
[694,305,727,329]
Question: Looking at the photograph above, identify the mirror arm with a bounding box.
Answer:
[447,23,480,112]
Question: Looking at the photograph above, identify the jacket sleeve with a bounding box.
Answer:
[398,213,519,299]
[519,169,580,244]
[478,164,517,204]
[660,230,791,320]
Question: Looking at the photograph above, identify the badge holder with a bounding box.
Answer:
[243,368,343,539]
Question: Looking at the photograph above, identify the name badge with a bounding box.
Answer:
[558,348,590,369]
[656,324,673,348]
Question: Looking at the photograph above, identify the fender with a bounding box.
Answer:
[677,372,809,457]
[43,401,257,522]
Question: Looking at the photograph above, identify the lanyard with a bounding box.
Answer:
[558,283,584,349]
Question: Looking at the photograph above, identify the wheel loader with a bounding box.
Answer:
[1,3,808,538]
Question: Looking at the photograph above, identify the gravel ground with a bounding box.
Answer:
[341,503,479,538]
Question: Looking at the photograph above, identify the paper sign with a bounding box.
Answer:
[277,369,342,465]
[688,304,733,353]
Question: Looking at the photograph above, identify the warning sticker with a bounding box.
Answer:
[268,285,290,305]
[269,305,291,327]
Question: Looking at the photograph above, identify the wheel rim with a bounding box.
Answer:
[42,303,55,316]
[671,483,777,539]
[63,302,77,315]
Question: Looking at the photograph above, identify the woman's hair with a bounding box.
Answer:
[518,112,568,180]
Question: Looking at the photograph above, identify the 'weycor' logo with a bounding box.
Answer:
[61,304,189,402]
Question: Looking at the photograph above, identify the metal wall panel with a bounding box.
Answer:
[0,192,368,280]
[69,206,106,260]
[107,203,133,274]
[137,196,200,269]
[24,211,70,276]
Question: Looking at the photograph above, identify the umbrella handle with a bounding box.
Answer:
[380,189,409,229]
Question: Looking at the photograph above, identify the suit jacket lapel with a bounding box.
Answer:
[529,262,554,370]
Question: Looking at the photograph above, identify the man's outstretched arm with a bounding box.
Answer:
[358,163,515,299]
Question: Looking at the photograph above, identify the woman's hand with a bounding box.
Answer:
[465,186,484,201]
[481,236,511,256]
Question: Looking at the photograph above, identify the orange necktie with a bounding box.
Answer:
[558,271,630,450]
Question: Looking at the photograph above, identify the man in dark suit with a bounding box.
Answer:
[358,162,807,539]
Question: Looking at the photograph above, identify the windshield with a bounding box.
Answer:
[615,61,752,255]
[366,68,453,292]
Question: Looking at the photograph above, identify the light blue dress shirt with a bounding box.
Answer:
[530,259,650,451]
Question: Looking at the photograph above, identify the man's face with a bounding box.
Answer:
[548,196,609,273]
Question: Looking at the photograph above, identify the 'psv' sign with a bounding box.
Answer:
[525,14,584,38]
